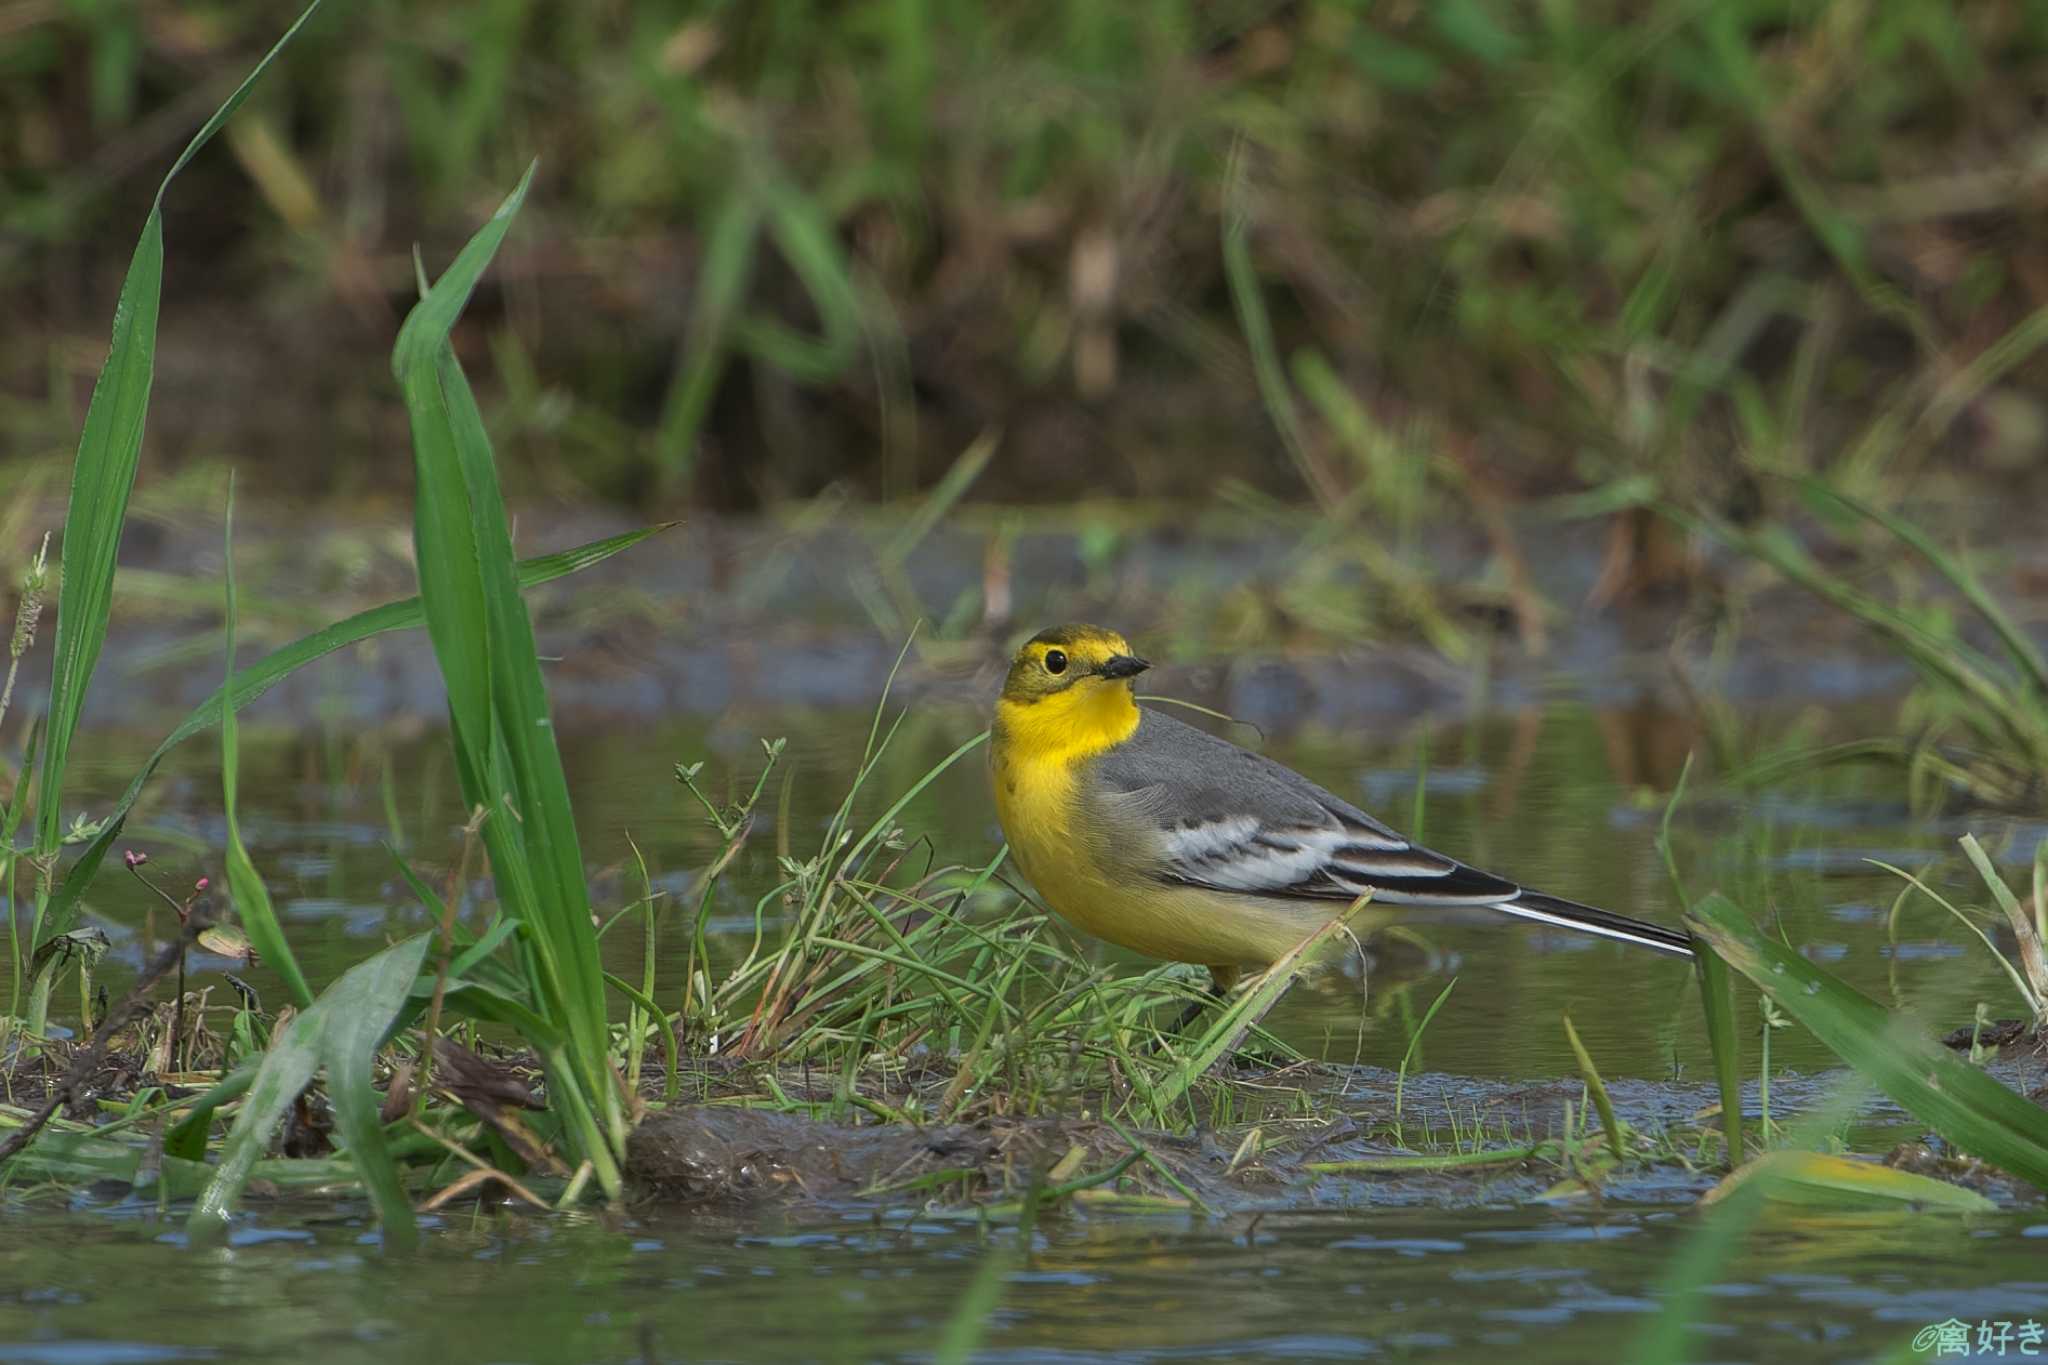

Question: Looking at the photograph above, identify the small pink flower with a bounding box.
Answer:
[123,849,148,869]
[194,877,210,892]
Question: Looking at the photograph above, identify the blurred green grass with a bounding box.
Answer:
[5,0,2046,512]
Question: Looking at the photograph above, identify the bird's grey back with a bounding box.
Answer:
[1087,706,1405,840]
[1075,701,1691,952]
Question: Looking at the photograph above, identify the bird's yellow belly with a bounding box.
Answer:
[991,747,1327,969]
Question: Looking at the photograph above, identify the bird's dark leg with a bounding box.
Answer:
[1167,964,1240,1036]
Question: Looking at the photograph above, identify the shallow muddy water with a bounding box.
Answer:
[43,685,2042,1083]
[8,652,2048,1360]
[5,1192,2047,1361]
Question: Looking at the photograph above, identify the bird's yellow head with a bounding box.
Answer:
[994,624,1149,760]
[999,624,1148,703]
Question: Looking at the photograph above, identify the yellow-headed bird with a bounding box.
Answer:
[989,624,1691,1004]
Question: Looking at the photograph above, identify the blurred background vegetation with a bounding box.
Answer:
[4,0,2046,516]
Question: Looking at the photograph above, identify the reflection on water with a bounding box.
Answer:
[3,1198,2044,1362]
[8,691,2046,1359]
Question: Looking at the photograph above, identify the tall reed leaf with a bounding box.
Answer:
[32,226,158,865]
[219,481,312,1009]
[1686,892,2048,1188]
[32,0,328,857]
[25,0,329,1035]
[392,164,624,1197]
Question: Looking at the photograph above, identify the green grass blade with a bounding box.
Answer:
[31,214,160,863]
[1394,977,1457,1129]
[2,1127,358,1199]
[33,0,329,866]
[1703,1149,1994,1213]
[319,939,429,1249]
[391,160,537,378]
[441,327,607,1052]
[219,479,312,1009]
[1956,835,2048,1015]
[603,969,678,1091]
[1561,1013,1625,1164]
[655,188,761,478]
[147,0,331,212]
[1800,478,2048,698]
[1221,152,1331,512]
[1151,904,1365,1117]
[1694,936,1745,1169]
[1875,851,2047,1021]
[431,981,562,1048]
[838,728,989,876]
[393,164,624,1197]
[2,721,36,1026]
[1686,892,2048,1188]
[162,1060,257,1161]
[734,176,863,380]
[882,432,998,569]
[1697,512,2043,765]
[188,1013,319,1239]
[191,933,429,1245]
[33,525,668,944]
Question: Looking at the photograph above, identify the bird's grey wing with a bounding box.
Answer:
[1088,708,1518,905]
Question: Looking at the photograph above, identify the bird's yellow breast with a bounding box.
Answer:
[990,692,1327,969]
[990,685,1145,947]
[989,687,1134,910]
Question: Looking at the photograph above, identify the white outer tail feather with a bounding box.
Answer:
[1488,899,1695,958]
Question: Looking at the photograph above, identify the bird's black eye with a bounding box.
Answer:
[1043,649,1068,675]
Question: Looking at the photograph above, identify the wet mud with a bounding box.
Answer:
[620,1056,2048,1213]
[624,1106,1172,1206]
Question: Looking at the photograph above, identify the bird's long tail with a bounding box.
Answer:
[1490,890,1694,958]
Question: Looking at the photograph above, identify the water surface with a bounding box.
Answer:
[5,1197,2045,1362]
[9,676,2048,1360]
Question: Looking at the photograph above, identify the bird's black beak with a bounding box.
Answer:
[1097,654,1150,679]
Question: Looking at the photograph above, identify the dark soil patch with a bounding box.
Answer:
[625,1105,1199,1206]
[0,1041,154,1121]
[1940,1017,2048,1058]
